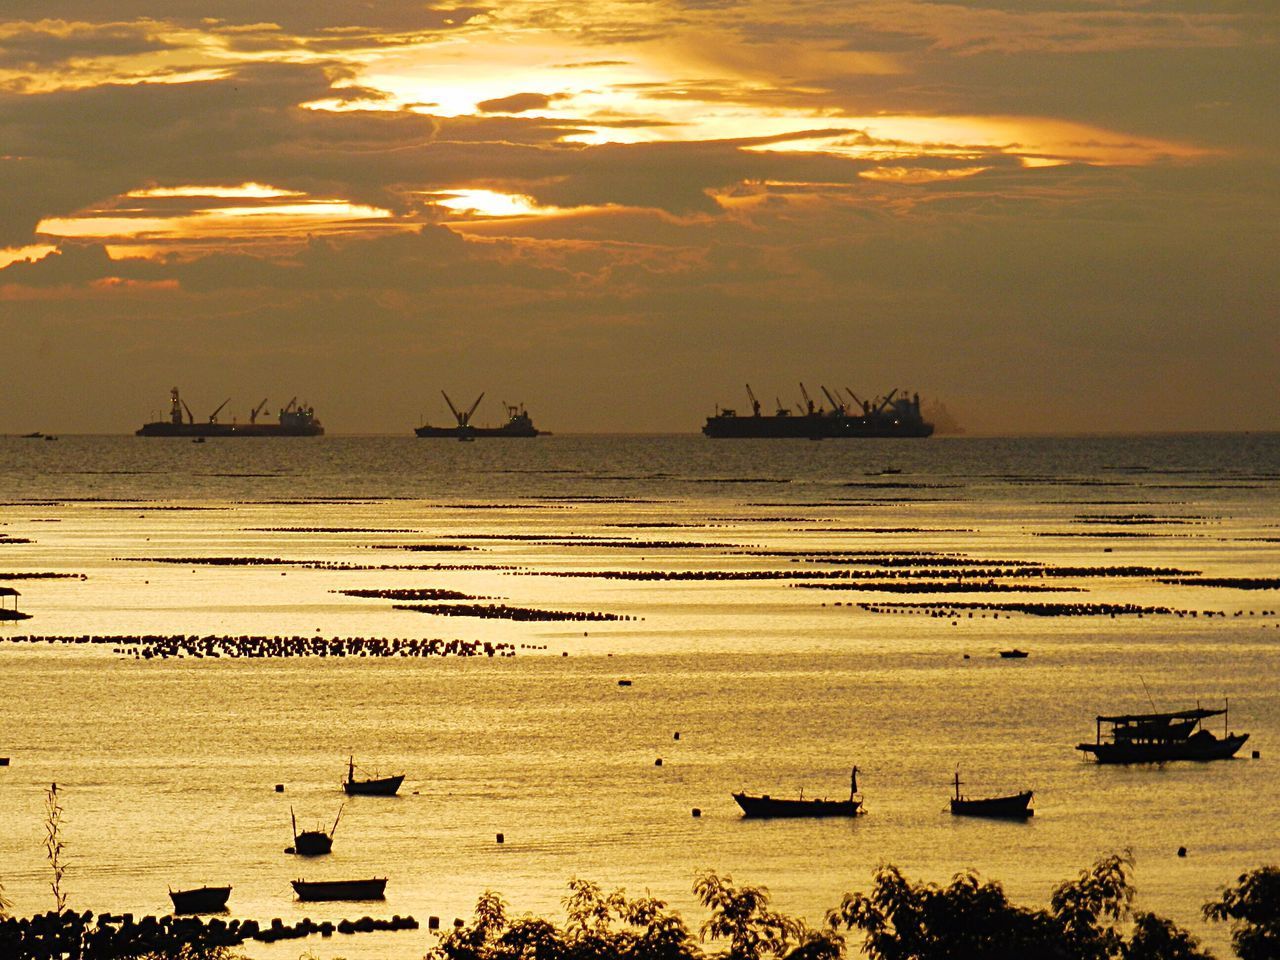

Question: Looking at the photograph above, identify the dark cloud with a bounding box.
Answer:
[0,21,178,69]
[475,92,564,113]
[0,3,488,34]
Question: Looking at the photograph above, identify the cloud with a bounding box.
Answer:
[0,20,178,69]
[475,92,565,113]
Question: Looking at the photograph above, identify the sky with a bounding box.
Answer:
[0,1,1276,434]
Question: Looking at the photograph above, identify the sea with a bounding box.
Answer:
[0,433,1277,959]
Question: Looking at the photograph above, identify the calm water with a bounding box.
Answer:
[1,434,1278,958]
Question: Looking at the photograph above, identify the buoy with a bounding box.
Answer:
[962,654,970,660]
[1252,750,1261,759]
[691,808,701,818]
[429,917,440,931]
[655,758,663,766]
[618,679,632,687]
[0,757,9,766]
[275,784,284,792]
[673,732,680,740]
[496,833,504,844]
[1177,846,1187,857]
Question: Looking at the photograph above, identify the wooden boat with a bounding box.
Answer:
[999,649,1028,659]
[733,767,863,818]
[1076,704,1249,764]
[343,756,404,796]
[168,885,231,914]
[287,805,341,855]
[291,878,387,901]
[949,771,1033,819]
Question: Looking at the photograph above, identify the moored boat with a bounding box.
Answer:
[704,385,932,439]
[287,805,341,855]
[415,392,542,438]
[949,771,1033,819]
[343,756,404,796]
[291,878,387,901]
[168,885,231,914]
[1076,704,1249,764]
[732,767,863,818]
[137,388,323,437]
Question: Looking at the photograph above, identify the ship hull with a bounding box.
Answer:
[292,878,386,902]
[344,774,404,796]
[703,415,932,439]
[290,832,333,856]
[415,425,539,438]
[950,792,1034,819]
[169,886,231,914]
[136,422,323,437]
[1077,733,1249,764]
[732,792,862,818]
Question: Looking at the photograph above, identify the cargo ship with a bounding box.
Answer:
[136,388,324,437]
[703,384,933,439]
[415,392,542,439]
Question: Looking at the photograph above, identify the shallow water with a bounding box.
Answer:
[0,433,1277,958]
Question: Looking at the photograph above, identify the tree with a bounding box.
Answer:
[827,864,1062,960]
[1122,912,1213,960]
[827,853,1210,960]
[694,871,813,960]
[1204,866,1280,960]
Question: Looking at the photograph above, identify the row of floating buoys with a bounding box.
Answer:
[793,581,1077,594]
[393,603,631,622]
[335,588,489,601]
[5,634,519,659]
[114,556,523,572]
[856,601,1195,618]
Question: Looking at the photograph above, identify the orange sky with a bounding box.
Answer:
[0,2,1276,433]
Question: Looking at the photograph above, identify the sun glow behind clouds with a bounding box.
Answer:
[127,183,303,199]
[434,190,556,218]
[37,200,392,241]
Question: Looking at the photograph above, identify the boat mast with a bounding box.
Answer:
[290,806,298,843]
[954,769,962,801]
[850,766,859,800]
[330,803,344,839]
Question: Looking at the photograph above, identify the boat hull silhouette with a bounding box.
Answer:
[1078,733,1249,764]
[168,886,231,914]
[732,793,862,818]
[950,791,1034,819]
[291,878,387,901]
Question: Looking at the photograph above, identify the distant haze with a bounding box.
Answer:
[1,2,1277,434]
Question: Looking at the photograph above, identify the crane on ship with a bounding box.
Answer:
[821,386,847,415]
[744,384,762,416]
[249,398,268,424]
[798,383,819,415]
[208,398,230,424]
[443,391,485,428]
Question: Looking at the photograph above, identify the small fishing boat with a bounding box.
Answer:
[168,885,231,914]
[999,649,1029,659]
[1077,703,1249,764]
[733,767,863,818]
[287,805,341,855]
[291,878,387,902]
[343,756,404,796]
[949,771,1033,819]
